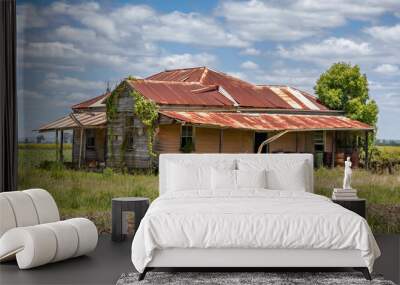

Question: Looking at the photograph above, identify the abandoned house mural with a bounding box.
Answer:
[38,67,373,169]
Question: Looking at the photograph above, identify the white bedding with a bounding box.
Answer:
[131,190,380,273]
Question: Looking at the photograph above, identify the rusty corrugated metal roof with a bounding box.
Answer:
[160,111,373,131]
[126,79,234,107]
[38,112,106,132]
[71,93,110,110]
[146,67,206,82]
[145,67,328,111]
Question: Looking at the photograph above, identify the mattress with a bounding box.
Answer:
[131,190,380,273]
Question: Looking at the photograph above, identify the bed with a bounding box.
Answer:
[131,154,380,280]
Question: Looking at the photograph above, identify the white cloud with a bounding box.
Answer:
[141,11,248,47]
[280,38,372,57]
[278,37,373,65]
[240,47,261,56]
[47,1,120,41]
[217,0,400,42]
[140,53,217,72]
[23,41,128,67]
[45,2,248,48]
[111,5,156,24]
[374,64,399,74]
[255,68,319,91]
[17,4,47,33]
[291,1,400,19]
[24,42,82,59]
[375,92,400,111]
[365,24,400,44]
[43,75,104,92]
[226,71,249,82]
[17,1,242,79]
[18,89,45,100]
[241,60,259,70]
[55,26,97,43]
[21,62,85,72]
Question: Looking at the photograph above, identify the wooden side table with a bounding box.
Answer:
[332,198,366,218]
[112,197,150,242]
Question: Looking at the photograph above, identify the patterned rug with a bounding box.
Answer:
[116,271,395,285]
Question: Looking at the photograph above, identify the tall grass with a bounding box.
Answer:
[377,145,400,156]
[18,143,72,150]
[19,145,72,168]
[18,166,158,233]
[315,167,400,233]
[18,144,400,233]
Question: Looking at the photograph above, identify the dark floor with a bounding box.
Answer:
[0,235,133,285]
[0,234,399,285]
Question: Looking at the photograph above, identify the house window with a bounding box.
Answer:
[180,125,194,153]
[313,131,325,168]
[313,131,324,152]
[126,116,134,150]
[86,129,95,149]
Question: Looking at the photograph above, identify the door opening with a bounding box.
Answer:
[254,132,268,153]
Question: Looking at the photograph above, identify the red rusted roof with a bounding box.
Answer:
[145,67,328,111]
[146,67,206,82]
[72,93,110,110]
[160,111,373,131]
[38,112,106,132]
[126,80,234,107]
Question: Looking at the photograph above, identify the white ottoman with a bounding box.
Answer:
[0,189,98,269]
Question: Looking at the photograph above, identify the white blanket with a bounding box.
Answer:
[131,190,380,272]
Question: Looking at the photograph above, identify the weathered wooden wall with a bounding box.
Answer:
[72,128,106,164]
[268,131,335,154]
[154,125,254,154]
[106,88,151,169]
[269,132,297,153]
[325,131,333,152]
[221,129,253,153]
[72,129,80,164]
[195,127,220,153]
[154,124,181,153]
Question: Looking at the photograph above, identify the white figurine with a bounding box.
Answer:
[343,156,352,190]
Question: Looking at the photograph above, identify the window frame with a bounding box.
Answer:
[180,125,195,152]
[125,115,135,150]
[85,129,96,150]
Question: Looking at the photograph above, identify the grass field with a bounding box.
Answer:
[377,145,400,156]
[19,143,72,168]
[18,144,400,234]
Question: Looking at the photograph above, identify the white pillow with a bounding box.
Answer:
[236,169,267,189]
[266,161,307,191]
[212,168,237,191]
[237,158,309,192]
[167,163,212,192]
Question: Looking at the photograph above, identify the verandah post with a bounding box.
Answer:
[55,129,59,162]
[78,128,84,169]
[331,131,336,168]
[219,129,224,153]
[60,130,64,163]
[364,131,369,170]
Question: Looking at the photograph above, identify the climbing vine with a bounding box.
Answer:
[106,81,127,162]
[130,90,159,158]
[106,82,126,121]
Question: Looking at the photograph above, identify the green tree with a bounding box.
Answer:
[314,62,378,126]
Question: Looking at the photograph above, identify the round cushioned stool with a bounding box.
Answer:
[0,189,98,269]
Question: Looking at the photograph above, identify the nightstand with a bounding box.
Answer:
[332,198,366,218]
[112,197,150,242]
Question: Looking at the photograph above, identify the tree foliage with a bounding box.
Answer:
[314,62,378,126]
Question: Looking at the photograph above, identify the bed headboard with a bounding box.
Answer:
[159,153,314,195]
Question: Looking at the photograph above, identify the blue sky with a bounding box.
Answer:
[17,0,400,140]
